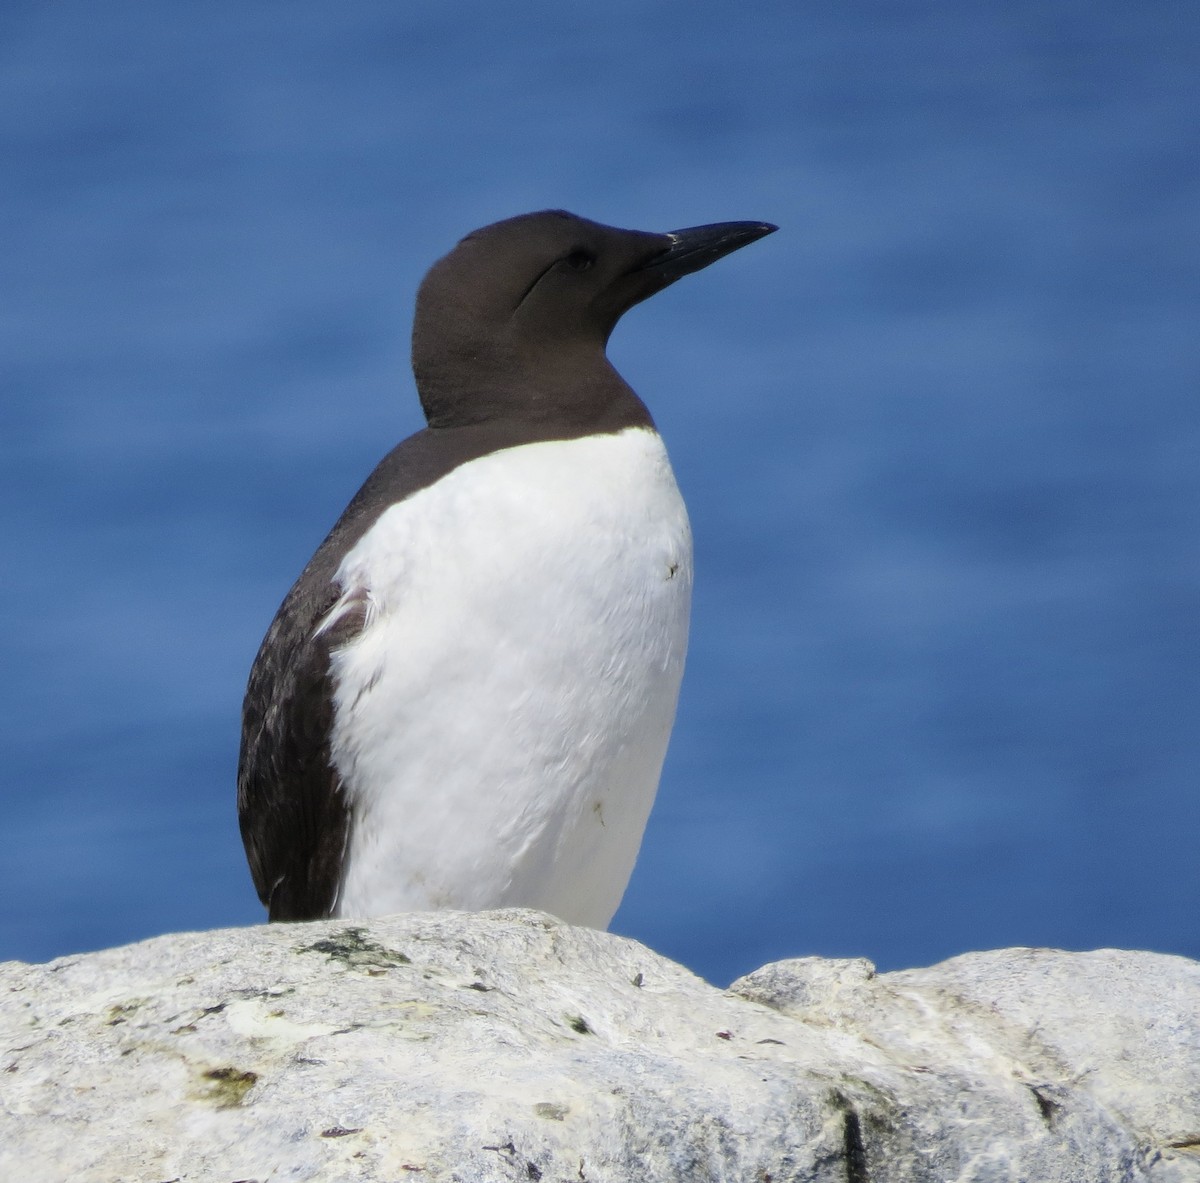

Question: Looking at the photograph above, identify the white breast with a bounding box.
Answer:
[326,426,692,929]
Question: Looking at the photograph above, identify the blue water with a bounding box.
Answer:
[2,1,1196,985]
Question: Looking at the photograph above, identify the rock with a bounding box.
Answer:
[1,910,1197,1182]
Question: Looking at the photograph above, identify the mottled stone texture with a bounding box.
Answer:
[1,911,1197,1182]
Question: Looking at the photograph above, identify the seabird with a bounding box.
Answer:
[237,209,776,927]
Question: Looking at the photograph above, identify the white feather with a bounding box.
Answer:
[327,426,692,929]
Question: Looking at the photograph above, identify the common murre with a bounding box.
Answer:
[237,210,776,926]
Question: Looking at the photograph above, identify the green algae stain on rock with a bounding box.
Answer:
[199,1066,259,1108]
[295,927,412,972]
[105,999,150,1026]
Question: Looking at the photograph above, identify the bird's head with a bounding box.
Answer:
[412,210,776,430]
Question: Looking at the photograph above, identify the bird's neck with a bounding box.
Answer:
[415,350,654,436]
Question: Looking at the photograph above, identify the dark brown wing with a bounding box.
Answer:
[236,539,372,920]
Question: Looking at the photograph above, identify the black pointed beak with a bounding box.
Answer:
[639,220,778,283]
[599,217,777,337]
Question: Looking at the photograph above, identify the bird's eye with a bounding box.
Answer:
[563,249,595,272]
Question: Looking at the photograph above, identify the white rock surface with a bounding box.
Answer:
[1,910,1197,1182]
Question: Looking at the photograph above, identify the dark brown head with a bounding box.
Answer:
[412,209,776,431]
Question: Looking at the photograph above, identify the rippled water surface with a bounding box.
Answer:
[2,1,1197,983]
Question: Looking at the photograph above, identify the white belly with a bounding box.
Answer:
[326,426,692,928]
